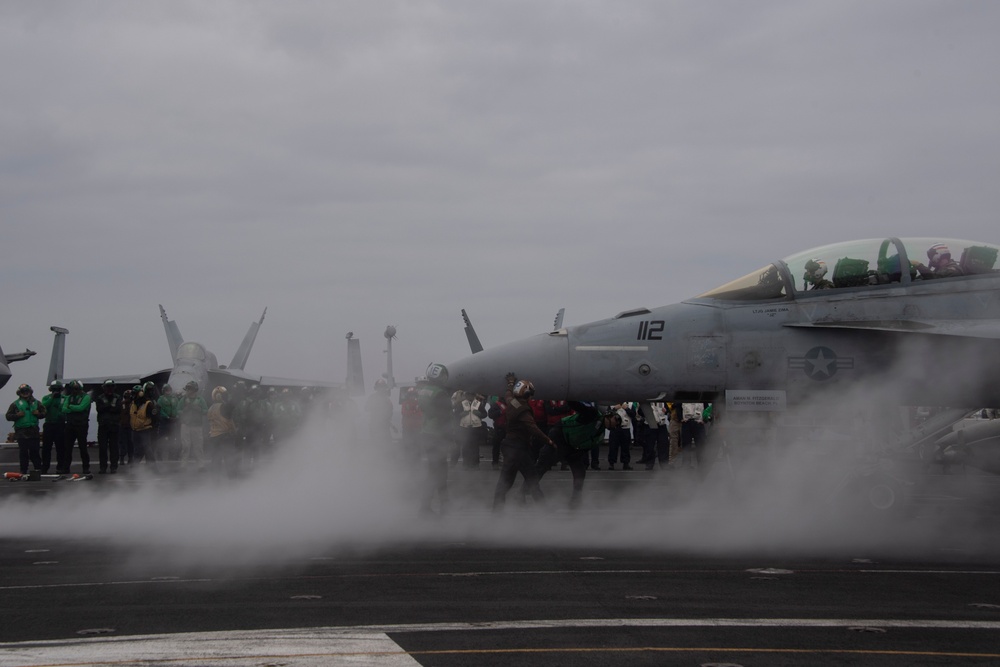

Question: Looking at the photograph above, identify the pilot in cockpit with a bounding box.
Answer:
[912,243,965,279]
[803,259,834,290]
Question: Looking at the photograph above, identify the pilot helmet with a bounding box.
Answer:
[803,259,828,284]
[927,243,951,268]
[512,379,535,399]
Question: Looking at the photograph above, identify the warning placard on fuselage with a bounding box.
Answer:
[726,389,787,412]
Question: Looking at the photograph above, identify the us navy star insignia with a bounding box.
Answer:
[788,346,854,380]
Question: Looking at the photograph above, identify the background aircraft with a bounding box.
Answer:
[63,305,362,395]
[0,340,36,391]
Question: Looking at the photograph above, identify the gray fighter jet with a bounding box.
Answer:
[433,237,1000,411]
[64,305,361,394]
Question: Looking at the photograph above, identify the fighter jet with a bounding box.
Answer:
[0,341,36,390]
[65,305,360,394]
[434,237,1000,411]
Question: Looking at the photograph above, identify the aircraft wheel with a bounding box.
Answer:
[864,477,901,512]
[856,471,910,515]
[834,470,909,517]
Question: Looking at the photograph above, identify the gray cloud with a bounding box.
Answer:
[2,1,999,408]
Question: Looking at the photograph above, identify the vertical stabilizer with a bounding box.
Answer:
[47,326,69,385]
[461,309,484,354]
[229,308,267,371]
[346,333,365,396]
[159,305,185,362]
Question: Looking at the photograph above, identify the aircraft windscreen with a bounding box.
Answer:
[784,239,907,292]
[784,237,1000,292]
[697,264,787,301]
[901,238,1000,278]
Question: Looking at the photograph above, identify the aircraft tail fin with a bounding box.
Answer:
[461,309,484,354]
[47,327,69,385]
[346,334,365,396]
[229,308,266,371]
[159,305,184,362]
[553,308,565,331]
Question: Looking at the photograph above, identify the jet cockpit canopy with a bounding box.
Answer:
[697,237,1000,302]
[174,341,220,369]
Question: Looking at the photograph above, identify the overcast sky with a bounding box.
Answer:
[3,1,999,410]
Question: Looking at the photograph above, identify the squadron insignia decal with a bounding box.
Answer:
[788,346,854,381]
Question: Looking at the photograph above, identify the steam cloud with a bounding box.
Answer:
[3,374,997,570]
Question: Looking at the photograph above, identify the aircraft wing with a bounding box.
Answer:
[785,319,1000,339]
[257,375,344,389]
[4,349,36,363]
[208,368,342,390]
[66,370,170,391]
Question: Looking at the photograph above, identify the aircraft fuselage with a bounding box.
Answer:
[440,238,1000,409]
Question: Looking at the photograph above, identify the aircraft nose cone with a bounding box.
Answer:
[439,333,570,398]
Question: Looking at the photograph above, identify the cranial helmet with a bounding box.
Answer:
[927,243,951,268]
[184,380,199,392]
[212,386,226,402]
[49,380,64,392]
[803,259,828,284]
[512,379,535,399]
[17,383,32,395]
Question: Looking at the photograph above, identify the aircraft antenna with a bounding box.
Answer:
[384,325,397,390]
